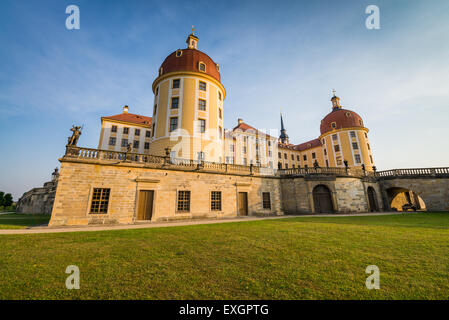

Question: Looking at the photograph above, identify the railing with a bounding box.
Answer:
[376,167,449,177]
[64,146,448,179]
[277,166,375,178]
[64,146,268,176]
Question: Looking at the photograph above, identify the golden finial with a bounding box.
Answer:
[332,89,336,97]
[191,25,195,35]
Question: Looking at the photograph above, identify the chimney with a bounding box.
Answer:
[238,118,243,125]
[123,105,129,114]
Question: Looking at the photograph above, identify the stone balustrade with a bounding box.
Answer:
[64,146,449,179]
[376,167,449,178]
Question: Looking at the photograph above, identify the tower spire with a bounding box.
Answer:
[279,112,289,144]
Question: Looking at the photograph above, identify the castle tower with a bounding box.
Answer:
[150,31,226,162]
[319,92,375,170]
[279,113,289,144]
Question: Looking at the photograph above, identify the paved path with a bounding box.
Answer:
[0,212,402,235]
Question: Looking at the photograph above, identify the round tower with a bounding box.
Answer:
[319,93,375,170]
[150,32,226,162]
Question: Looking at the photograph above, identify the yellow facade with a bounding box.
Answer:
[150,71,226,162]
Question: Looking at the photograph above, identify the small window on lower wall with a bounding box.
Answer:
[90,188,110,214]
[262,192,271,209]
[177,191,190,212]
[211,191,222,211]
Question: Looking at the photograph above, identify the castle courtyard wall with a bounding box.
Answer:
[49,160,283,226]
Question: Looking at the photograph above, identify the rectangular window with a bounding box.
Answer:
[135,129,140,136]
[219,126,223,139]
[177,191,190,212]
[285,163,288,169]
[243,146,247,154]
[262,192,271,209]
[278,152,281,158]
[355,154,361,163]
[198,99,206,111]
[370,155,373,163]
[153,104,157,115]
[172,79,180,89]
[133,140,139,148]
[336,156,342,166]
[284,153,287,159]
[146,130,151,138]
[324,149,327,155]
[352,142,359,150]
[350,131,356,138]
[230,145,234,152]
[326,159,329,167]
[170,117,178,132]
[334,144,340,152]
[218,92,222,100]
[199,81,206,91]
[297,155,300,161]
[171,97,179,109]
[90,188,110,214]
[291,154,294,160]
[144,142,150,149]
[121,139,128,147]
[123,127,129,135]
[312,152,316,159]
[109,137,116,146]
[111,125,117,133]
[303,155,307,161]
[219,109,222,119]
[211,191,222,211]
[268,141,271,147]
[332,134,338,141]
[199,119,206,133]
[367,143,371,150]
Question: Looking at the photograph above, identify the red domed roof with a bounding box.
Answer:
[159,48,220,82]
[320,108,365,135]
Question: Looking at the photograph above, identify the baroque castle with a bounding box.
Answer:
[25,31,446,227]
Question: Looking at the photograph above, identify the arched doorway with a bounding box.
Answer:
[367,187,378,212]
[386,187,426,212]
[313,185,334,213]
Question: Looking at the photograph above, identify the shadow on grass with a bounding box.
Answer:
[0,213,50,229]
[277,212,449,229]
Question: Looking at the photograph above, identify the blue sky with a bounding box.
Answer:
[1,0,448,200]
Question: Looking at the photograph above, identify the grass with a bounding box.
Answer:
[0,213,50,229]
[0,212,448,299]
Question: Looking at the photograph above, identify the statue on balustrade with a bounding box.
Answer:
[67,125,82,146]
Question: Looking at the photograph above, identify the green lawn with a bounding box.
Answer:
[0,213,448,299]
[0,213,50,229]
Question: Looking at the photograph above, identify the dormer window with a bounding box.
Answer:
[331,122,337,129]
[199,62,206,72]
[345,112,351,117]
[359,120,363,126]
[159,67,163,76]
[176,50,183,57]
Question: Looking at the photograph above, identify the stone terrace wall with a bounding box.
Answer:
[49,160,283,226]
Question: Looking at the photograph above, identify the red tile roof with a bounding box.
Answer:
[102,113,152,127]
[320,108,364,135]
[295,138,322,151]
[232,122,275,139]
[159,48,221,82]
